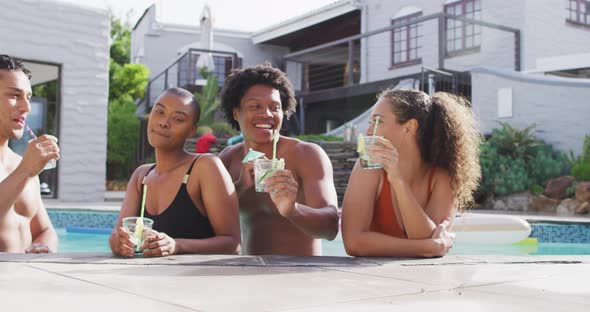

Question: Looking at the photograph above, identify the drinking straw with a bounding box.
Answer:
[134,178,148,240]
[25,123,57,170]
[372,116,380,136]
[139,180,147,220]
[272,129,279,161]
[24,123,37,139]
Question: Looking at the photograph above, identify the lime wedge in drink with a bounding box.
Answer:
[258,171,272,183]
[133,218,144,242]
[257,158,284,183]
[357,134,365,154]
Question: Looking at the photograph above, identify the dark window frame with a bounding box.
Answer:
[567,0,590,29]
[390,11,423,69]
[444,0,482,56]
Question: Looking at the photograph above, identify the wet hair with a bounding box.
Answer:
[161,87,201,125]
[220,63,297,130]
[0,55,32,79]
[378,89,482,210]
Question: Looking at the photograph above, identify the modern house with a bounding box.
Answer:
[0,0,110,201]
[132,4,290,106]
[132,0,590,155]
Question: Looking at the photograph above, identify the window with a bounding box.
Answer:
[391,12,422,67]
[567,0,590,27]
[444,0,481,55]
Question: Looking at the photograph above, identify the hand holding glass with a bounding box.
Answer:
[122,217,154,253]
[25,123,57,170]
[358,135,384,169]
[254,158,285,192]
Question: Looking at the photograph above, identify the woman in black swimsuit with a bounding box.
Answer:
[109,87,241,257]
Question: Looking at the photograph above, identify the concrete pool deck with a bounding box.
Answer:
[1,253,588,311]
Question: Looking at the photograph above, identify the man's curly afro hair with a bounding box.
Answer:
[220,63,297,131]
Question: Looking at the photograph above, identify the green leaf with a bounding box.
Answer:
[192,70,235,136]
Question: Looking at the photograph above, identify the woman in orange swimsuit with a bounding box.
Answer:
[342,89,481,257]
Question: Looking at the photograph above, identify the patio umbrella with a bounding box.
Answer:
[195,4,215,84]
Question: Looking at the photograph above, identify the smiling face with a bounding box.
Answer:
[147,91,198,150]
[232,84,283,145]
[0,70,32,140]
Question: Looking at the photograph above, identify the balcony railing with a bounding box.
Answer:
[144,48,240,111]
[283,13,520,94]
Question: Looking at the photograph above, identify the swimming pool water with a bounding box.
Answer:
[57,229,590,255]
[56,228,111,253]
[450,242,590,256]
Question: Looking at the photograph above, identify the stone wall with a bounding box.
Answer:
[314,142,357,206]
[478,178,590,216]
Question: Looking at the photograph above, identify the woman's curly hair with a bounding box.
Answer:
[220,64,297,131]
[378,89,482,211]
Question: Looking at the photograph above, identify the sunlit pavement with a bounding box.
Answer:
[1,253,588,311]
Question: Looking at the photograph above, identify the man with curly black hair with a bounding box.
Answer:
[0,55,59,253]
[219,64,339,256]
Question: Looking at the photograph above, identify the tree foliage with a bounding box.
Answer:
[194,69,236,137]
[110,15,131,66]
[107,15,149,180]
[570,135,590,181]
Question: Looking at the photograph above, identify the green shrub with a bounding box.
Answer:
[296,134,344,142]
[107,97,139,180]
[493,156,531,196]
[194,69,237,138]
[566,184,576,197]
[568,134,590,181]
[529,184,544,194]
[528,144,568,185]
[478,142,531,196]
[478,123,567,199]
[106,17,149,181]
[582,135,590,159]
[572,161,590,181]
[488,122,541,160]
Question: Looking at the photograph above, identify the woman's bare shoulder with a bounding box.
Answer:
[190,153,228,179]
[133,163,154,177]
[124,163,154,194]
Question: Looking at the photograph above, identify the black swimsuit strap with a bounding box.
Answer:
[183,155,202,182]
[142,164,157,185]
[142,155,202,185]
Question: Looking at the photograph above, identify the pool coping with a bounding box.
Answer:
[45,199,121,212]
[1,253,589,311]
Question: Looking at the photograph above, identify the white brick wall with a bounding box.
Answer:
[362,0,525,82]
[0,0,110,201]
[363,0,440,82]
[521,0,590,71]
[360,0,590,80]
[472,67,590,155]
